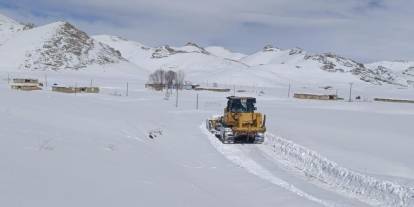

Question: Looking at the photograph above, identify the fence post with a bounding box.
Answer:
[196,93,199,110]
[288,82,291,98]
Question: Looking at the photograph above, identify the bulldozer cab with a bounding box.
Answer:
[226,96,257,113]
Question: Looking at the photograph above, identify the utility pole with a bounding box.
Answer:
[90,79,93,87]
[44,74,48,88]
[7,73,10,84]
[126,82,129,97]
[233,85,236,96]
[288,82,291,98]
[175,84,179,108]
[348,82,353,102]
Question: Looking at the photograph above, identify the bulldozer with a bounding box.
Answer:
[206,96,266,144]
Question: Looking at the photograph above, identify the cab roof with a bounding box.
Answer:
[227,96,256,100]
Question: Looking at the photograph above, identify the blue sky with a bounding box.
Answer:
[1,0,413,62]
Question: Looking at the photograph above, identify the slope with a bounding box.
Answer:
[93,35,252,84]
[205,46,246,60]
[0,13,28,45]
[241,45,410,86]
[0,21,125,71]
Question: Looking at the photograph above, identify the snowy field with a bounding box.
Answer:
[1,70,414,207]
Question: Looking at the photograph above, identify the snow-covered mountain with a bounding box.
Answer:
[0,13,31,45]
[93,35,252,84]
[366,60,414,73]
[366,61,414,85]
[240,45,306,66]
[92,34,414,87]
[1,13,413,87]
[205,46,246,60]
[0,18,125,71]
[239,45,412,86]
[93,35,246,69]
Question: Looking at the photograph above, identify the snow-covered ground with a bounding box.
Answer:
[1,12,414,207]
[1,70,413,207]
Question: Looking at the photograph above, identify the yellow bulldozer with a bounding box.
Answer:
[206,96,266,144]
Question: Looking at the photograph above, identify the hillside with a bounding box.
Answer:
[205,46,246,60]
[0,13,29,45]
[239,45,414,86]
[92,34,414,87]
[93,35,252,85]
[0,21,126,71]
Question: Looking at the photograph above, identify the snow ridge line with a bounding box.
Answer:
[200,124,337,207]
[264,133,414,207]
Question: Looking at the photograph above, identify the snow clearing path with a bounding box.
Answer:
[202,125,414,207]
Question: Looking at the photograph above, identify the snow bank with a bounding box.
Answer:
[200,124,335,207]
[264,133,414,207]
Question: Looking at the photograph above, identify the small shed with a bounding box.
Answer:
[294,93,338,100]
[10,78,42,91]
[52,86,100,94]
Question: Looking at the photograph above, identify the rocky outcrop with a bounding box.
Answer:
[22,22,124,70]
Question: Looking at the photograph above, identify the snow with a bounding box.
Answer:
[92,35,153,69]
[366,61,414,73]
[0,22,62,69]
[1,13,414,207]
[240,47,305,66]
[92,35,368,87]
[2,69,414,207]
[205,46,246,60]
[93,34,414,87]
[262,134,414,206]
[0,21,125,71]
[0,73,323,207]
[0,13,25,45]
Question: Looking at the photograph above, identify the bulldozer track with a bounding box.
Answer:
[202,123,414,207]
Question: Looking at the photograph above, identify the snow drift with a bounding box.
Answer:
[263,133,414,207]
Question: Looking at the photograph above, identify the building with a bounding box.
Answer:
[294,93,338,100]
[52,86,100,94]
[10,78,42,91]
[194,87,231,92]
[183,84,200,90]
[374,98,414,104]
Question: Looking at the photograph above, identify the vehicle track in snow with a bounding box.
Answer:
[201,125,352,207]
[261,133,414,207]
[201,124,414,207]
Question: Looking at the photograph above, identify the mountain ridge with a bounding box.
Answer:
[1,13,413,87]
